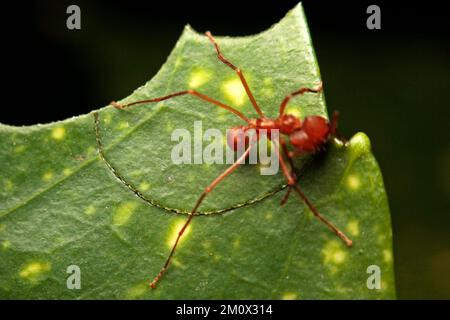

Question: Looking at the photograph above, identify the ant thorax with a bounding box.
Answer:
[248,114,302,135]
[275,114,302,134]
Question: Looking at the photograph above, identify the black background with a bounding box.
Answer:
[1,0,449,299]
[2,299,446,316]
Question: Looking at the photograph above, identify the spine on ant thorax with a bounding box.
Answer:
[254,118,277,130]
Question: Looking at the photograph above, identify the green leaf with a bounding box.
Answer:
[0,3,395,299]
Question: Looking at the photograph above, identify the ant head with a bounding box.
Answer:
[226,126,250,151]
[277,114,302,135]
[289,116,330,152]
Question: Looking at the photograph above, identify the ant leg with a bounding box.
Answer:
[111,89,250,124]
[329,110,339,136]
[280,137,296,172]
[279,82,323,117]
[329,110,347,144]
[150,137,258,289]
[274,140,353,248]
[205,31,265,118]
[279,137,297,206]
[280,187,292,206]
[273,139,296,186]
[291,185,353,247]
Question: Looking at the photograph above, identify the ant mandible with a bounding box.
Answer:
[111,31,353,289]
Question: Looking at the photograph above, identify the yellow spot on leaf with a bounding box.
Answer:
[2,240,11,250]
[14,145,26,153]
[113,201,138,226]
[282,292,298,300]
[346,174,361,190]
[188,69,212,89]
[118,121,129,130]
[265,212,273,220]
[383,249,392,263]
[19,261,51,283]
[139,182,150,192]
[63,168,73,176]
[175,57,182,68]
[263,78,272,86]
[42,171,53,182]
[377,233,387,245]
[103,113,112,125]
[322,240,347,269]
[4,179,14,192]
[233,238,241,249]
[167,219,191,248]
[165,123,174,133]
[51,127,66,140]
[125,282,147,299]
[85,205,96,216]
[222,78,247,107]
[346,220,360,237]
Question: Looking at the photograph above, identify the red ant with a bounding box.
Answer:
[111,31,353,289]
